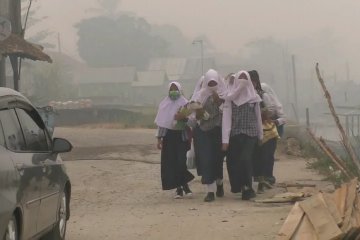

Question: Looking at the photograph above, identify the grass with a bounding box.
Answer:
[301,139,348,187]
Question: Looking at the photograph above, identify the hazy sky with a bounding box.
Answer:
[29,0,360,76]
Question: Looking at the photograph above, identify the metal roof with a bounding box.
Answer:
[147,58,187,81]
[182,57,216,80]
[132,71,167,87]
[77,66,136,84]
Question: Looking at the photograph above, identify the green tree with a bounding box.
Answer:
[76,15,169,68]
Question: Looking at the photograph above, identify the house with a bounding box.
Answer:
[132,71,168,106]
[146,57,216,98]
[76,66,136,105]
[147,58,186,82]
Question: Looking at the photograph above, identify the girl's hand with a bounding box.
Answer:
[157,139,163,150]
[174,112,186,121]
[222,143,229,152]
[195,109,205,120]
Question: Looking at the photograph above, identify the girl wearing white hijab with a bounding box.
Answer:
[192,69,225,202]
[155,81,194,199]
[261,82,286,137]
[221,71,263,200]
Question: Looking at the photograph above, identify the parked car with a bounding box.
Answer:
[0,88,72,240]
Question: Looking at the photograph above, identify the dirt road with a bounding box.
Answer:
[54,127,331,240]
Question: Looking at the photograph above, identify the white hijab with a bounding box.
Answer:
[190,76,204,101]
[224,71,261,106]
[196,69,227,104]
[155,81,188,129]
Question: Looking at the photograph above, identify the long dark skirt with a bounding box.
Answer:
[193,126,223,184]
[253,138,278,178]
[161,129,195,190]
[227,134,257,193]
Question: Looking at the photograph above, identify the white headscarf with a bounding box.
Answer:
[261,83,282,108]
[196,69,227,104]
[190,76,204,101]
[224,71,261,106]
[155,81,188,129]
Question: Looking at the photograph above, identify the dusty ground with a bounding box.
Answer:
[54,127,333,240]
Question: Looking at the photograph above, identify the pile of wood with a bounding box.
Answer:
[278,179,360,240]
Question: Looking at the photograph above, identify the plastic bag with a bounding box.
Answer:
[186,142,196,169]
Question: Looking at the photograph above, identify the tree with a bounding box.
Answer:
[76,15,169,68]
[21,0,55,49]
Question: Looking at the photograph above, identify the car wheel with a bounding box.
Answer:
[41,190,67,240]
[3,216,18,240]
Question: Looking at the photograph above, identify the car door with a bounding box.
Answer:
[0,109,42,238]
[15,107,61,233]
[0,124,17,238]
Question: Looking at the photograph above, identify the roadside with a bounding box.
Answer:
[54,127,333,240]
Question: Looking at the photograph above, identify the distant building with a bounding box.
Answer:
[76,66,136,105]
[132,70,168,106]
[146,57,216,98]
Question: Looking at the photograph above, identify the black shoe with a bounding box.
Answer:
[265,176,276,185]
[216,184,224,197]
[204,192,215,202]
[182,184,193,197]
[257,182,265,194]
[242,189,256,200]
[174,187,183,199]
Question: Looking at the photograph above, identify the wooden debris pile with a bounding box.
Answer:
[278,179,360,240]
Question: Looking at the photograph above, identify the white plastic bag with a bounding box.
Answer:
[186,142,196,169]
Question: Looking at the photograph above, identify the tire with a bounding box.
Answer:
[41,190,68,240]
[3,215,18,240]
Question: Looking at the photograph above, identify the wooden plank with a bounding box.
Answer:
[291,215,317,240]
[256,192,305,203]
[333,183,348,218]
[277,202,305,240]
[341,179,358,232]
[300,195,343,240]
[287,187,317,197]
[319,193,343,226]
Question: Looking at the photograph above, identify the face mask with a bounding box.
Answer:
[169,90,180,100]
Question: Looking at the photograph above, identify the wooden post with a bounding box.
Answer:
[0,58,6,87]
[306,108,310,128]
[57,32,62,54]
[357,115,359,136]
[8,0,22,91]
[316,63,360,172]
[351,115,354,137]
[345,115,349,136]
[0,0,9,87]
[292,55,298,118]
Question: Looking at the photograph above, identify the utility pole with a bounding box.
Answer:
[57,32,62,53]
[0,0,9,87]
[192,40,204,77]
[291,54,298,122]
[9,0,21,91]
[346,61,350,82]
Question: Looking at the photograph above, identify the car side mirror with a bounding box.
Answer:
[53,138,73,153]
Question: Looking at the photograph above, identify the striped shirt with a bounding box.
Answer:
[230,102,259,138]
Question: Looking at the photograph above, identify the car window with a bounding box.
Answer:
[0,109,26,151]
[16,108,49,152]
